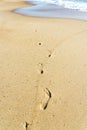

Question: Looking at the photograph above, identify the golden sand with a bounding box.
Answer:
[0,1,87,130]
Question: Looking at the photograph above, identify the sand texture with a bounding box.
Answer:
[0,1,87,130]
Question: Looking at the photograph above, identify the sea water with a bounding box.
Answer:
[15,0,87,20]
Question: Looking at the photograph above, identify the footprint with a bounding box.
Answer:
[40,69,44,74]
[24,122,29,130]
[39,42,41,45]
[37,63,44,74]
[48,54,51,57]
[40,88,51,110]
[48,50,52,58]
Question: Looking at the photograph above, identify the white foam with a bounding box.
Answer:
[29,0,87,12]
[63,1,87,12]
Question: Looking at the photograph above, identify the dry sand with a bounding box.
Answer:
[0,1,87,130]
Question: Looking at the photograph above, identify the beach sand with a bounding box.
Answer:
[0,1,87,130]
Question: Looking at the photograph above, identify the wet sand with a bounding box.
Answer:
[0,1,87,130]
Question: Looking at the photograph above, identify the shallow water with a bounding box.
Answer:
[15,0,87,20]
[28,0,87,12]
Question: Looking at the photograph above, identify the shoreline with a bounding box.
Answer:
[0,1,87,130]
[14,2,87,21]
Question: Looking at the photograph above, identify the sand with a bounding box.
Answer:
[0,1,87,130]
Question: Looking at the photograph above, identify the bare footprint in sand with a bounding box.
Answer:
[24,122,30,130]
[40,88,51,110]
[37,63,44,74]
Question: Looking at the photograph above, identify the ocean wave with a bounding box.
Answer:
[15,0,87,20]
[30,0,87,12]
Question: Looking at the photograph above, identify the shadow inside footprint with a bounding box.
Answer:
[40,88,52,110]
[41,70,44,74]
[25,122,29,130]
